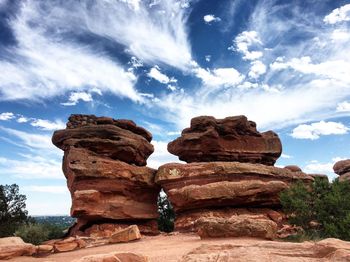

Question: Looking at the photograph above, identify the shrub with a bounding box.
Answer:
[280,177,350,241]
[15,223,49,245]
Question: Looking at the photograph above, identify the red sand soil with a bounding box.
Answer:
[9,233,267,262]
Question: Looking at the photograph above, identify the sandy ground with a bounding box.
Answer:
[9,233,268,262]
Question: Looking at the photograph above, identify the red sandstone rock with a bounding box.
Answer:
[333,159,350,176]
[340,172,350,182]
[53,124,153,166]
[0,237,36,260]
[181,238,350,261]
[156,162,314,212]
[284,165,302,172]
[195,216,278,240]
[168,116,282,165]
[72,252,148,262]
[108,225,141,244]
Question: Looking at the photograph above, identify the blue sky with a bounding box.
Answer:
[1,0,350,215]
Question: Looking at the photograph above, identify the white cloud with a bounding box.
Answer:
[23,186,68,194]
[30,119,65,131]
[304,157,347,180]
[205,55,211,62]
[324,4,350,25]
[229,31,263,60]
[0,112,14,121]
[331,29,350,42]
[148,66,177,84]
[17,116,29,123]
[336,101,350,112]
[0,1,141,102]
[194,67,244,87]
[291,121,349,140]
[248,60,266,79]
[147,140,183,168]
[61,92,93,106]
[203,14,221,24]
[281,153,292,159]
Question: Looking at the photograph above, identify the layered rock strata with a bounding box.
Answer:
[168,116,282,165]
[158,115,316,236]
[52,115,160,236]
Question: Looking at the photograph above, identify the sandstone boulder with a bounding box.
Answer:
[195,216,277,240]
[333,159,350,176]
[340,172,350,182]
[0,237,36,260]
[72,252,148,262]
[168,116,282,165]
[53,118,153,167]
[284,165,302,172]
[156,162,314,212]
[109,225,141,244]
[180,238,350,262]
[53,237,86,252]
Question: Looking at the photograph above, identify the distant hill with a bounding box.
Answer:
[33,216,76,228]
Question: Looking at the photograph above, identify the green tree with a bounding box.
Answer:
[0,184,29,237]
[280,177,350,241]
[15,223,49,245]
[157,192,175,232]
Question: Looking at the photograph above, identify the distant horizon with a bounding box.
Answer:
[1,0,350,215]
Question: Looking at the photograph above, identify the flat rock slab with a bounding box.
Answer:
[195,216,278,240]
[71,252,148,262]
[0,237,37,260]
[181,238,350,262]
[109,225,141,244]
[168,115,282,165]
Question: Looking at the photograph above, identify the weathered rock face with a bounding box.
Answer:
[334,159,350,181]
[180,238,350,262]
[195,216,278,240]
[168,116,282,165]
[52,115,160,236]
[0,237,37,260]
[174,208,284,233]
[156,162,314,212]
[109,225,141,244]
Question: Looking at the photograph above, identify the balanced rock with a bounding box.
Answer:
[52,115,160,236]
[53,116,153,166]
[156,162,314,212]
[168,116,282,165]
[195,216,278,240]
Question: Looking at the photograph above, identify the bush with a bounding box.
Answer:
[280,177,350,241]
[15,222,65,245]
[15,223,49,245]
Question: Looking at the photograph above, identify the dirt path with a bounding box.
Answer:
[10,233,267,262]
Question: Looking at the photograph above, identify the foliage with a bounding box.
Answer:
[157,191,175,232]
[280,177,350,241]
[0,184,29,237]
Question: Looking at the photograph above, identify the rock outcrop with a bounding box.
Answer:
[168,116,282,165]
[195,216,277,240]
[180,238,350,262]
[333,159,350,182]
[52,115,160,237]
[0,237,37,260]
[157,116,317,237]
[72,252,148,262]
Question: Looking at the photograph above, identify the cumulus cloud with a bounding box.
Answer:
[291,121,349,140]
[0,112,14,121]
[194,67,244,87]
[148,66,177,84]
[336,101,350,112]
[324,4,350,24]
[203,14,221,24]
[61,92,93,106]
[229,31,263,60]
[248,60,266,79]
[147,140,183,168]
[304,157,347,179]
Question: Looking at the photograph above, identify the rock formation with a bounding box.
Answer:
[333,159,350,182]
[168,115,282,165]
[0,237,37,260]
[52,114,160,237]
[157,115,319,237]
[181,238,350,261]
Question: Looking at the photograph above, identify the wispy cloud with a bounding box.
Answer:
[148,66,177,84]
[23,185,68,194]
[61,92,93,106]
